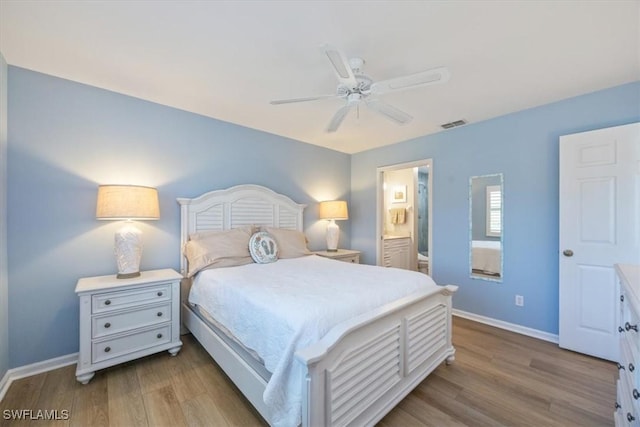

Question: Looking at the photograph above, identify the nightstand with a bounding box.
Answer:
[314,249,361,264]
[75,269,183,384]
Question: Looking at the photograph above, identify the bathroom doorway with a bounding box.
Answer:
[376,159,433,275]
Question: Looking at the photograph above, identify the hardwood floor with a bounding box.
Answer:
[0,317,616,426]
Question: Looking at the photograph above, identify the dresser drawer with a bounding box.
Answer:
[618,374,640,426]
[92,283,171,314]
[624,302,640,357]
[92,324,171,364]
[92,303,172,339]
[621,338,640,392]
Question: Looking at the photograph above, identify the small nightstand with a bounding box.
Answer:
[314,249,361,264]
[75,268,183,384]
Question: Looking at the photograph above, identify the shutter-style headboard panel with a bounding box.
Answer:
[177,184,306,275]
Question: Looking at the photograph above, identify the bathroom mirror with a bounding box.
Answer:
[469,173,503,282]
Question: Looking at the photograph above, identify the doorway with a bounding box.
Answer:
[376,159,433,275]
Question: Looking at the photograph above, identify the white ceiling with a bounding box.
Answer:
[1,1,639,154]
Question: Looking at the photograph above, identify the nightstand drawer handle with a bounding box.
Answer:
[630,363,635,372]
[157,291,163,297]
[626,322,638,332]
[104,300,111,306]
[104,346,111,353]
[628,413,635,422]
[157,312,163,317]
[104,322,111,329]
[621,295,625,302]
[620,326,625,333]
[618,363,626,371]
[157,333,163,339]
[634,389,640,400]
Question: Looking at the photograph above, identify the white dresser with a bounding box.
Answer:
[616,264,640,426]
[75,269,183,384]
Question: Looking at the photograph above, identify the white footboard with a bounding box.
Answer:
[295,285,457,427]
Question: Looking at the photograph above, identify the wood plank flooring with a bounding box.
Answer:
[0,317,616,426]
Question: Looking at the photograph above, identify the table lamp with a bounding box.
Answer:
[319,200,348,251]
[96,185,160,278]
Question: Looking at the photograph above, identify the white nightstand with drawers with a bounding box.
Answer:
[314,249,361,264]
[75,268,183,384]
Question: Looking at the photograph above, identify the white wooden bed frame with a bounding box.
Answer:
[178,184,457,426]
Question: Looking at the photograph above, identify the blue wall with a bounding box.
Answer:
[0,54,9,381]
[351,81,640,335]
[7,67,351,368]
[6,63,639,368]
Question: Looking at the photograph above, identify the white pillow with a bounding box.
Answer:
[249,231,278,264]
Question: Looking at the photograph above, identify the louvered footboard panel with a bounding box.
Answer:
[327,325,402,426]
[405,303,447,374]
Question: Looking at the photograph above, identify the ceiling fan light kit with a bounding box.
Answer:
[271,45,450,133]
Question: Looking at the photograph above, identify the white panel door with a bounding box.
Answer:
[559,122,640,361]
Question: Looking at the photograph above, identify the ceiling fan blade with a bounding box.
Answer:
[327,104,352,133]
[270,94,336,105]
[365,98,413,125]
[322,45,358,87]
[370,67,450,95]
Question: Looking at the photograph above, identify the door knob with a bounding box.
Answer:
[563,249,574,257]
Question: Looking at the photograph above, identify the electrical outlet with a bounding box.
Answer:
[515,295,524,306]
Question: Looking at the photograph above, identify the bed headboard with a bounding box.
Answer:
[177,184,307,275]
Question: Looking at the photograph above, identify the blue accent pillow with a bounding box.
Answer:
[249,231,278,264]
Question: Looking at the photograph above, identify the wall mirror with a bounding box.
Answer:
[469,173,503,282]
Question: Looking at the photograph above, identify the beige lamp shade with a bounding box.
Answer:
[96,185,160,220]
[319,200,349,220]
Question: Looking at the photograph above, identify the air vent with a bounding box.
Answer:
[441,119,467,129]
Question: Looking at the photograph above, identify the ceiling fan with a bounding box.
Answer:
[270,45,450,133]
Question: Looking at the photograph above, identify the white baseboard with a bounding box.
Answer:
[0,370,9,403]
[453,309,559,344]
[0,353,78,402]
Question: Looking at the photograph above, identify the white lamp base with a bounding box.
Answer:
[326,219,340,252]
[114,222,143,279]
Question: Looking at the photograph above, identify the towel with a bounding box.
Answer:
[389,208,406,224]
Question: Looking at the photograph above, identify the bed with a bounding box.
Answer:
[178,184,457,426]
[471,240,502,276]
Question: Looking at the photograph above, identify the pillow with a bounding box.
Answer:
[264,227,312,259]
[249,231,278,264]
[189,225,257,241]
[183,227,254,277]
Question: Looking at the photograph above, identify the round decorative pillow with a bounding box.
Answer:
[249,231,278,264]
